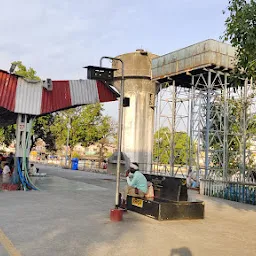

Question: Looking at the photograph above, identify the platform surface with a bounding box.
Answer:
[0,164,256,256]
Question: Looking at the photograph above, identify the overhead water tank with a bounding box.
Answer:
[112,49,158,172]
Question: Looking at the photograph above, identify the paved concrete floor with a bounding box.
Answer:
[1,164,256,256]
[0,245,9,256]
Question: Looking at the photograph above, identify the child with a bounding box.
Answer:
[29,164,37,176]
[2,163,11,184]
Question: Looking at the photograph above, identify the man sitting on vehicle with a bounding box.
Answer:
[122,163,148,206]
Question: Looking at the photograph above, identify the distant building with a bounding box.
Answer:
[81,143,117,158]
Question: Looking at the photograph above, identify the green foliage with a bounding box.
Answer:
[51,104,113,154]
[221,1,256,174]
[0,129,4,144]
[209,100,241,171]
[0,125,16,146]
[153,127,191,165]
[98,138,111,161]
[209,96,256,174]
[105,151,113,159]
[0,61,114,155]
[12,61,40,80]
[32,115,57,152]
[0,61,54,149]
[71,151,81,159]
[223,0,256,80]
[14,61,56,150]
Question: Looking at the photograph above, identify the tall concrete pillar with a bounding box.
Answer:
[112,50,158,172]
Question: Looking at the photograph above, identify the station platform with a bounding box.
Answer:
[0,164,256,256]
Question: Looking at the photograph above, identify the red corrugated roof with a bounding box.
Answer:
[96,81,119,102]
[41,80,71,114]
[0,70,118,126]
[0,71,17,112]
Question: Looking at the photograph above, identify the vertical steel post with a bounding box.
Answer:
[242,79,248,182]
[157,84,162,174]
[100,56,124,208]
[116,61,124,208]
[154,87,159,173]
[156,85,162,173]
[65,117,71,167]
[170,80,176,176]
[197,95,202,173]
[223,73,228,181]
[189,78,195,171]
[13,114,22,184]
[205,70,212,178]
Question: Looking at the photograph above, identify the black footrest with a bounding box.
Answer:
[127,196,204,221]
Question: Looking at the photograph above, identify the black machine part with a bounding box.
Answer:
[144,174,188,201]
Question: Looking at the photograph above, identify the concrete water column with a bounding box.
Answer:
[112,50,158,172]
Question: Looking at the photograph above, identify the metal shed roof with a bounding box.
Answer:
[0,70,119,126]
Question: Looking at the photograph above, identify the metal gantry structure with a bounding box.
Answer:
[154,68,256,204]
[154,81,190,177]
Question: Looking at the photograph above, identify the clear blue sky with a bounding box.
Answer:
[0,0,229,119]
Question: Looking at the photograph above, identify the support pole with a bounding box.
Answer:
[155,87,159,174]
[189,79,195,171]
[65,117,71,167]
[242,79,248,182]
[205,71,212,178]
[100,56,124,209]
[157,84,162,174]
[13,114,22,184]
[170,80,176,176]
[197,98,202,173]
[14,114,38,190]
[223,74,228,181]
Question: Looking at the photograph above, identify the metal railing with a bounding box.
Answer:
[138,162,189,178]
[200,178,256,205]
[31,157,106,171]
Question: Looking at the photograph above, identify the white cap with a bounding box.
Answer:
[130,163,139,170]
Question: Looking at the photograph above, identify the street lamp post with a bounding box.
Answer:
[65,117,71,167]
[100,56,124,208]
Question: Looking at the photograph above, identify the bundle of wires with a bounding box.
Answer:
[17,119,40,191]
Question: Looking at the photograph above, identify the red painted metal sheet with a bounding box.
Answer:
[41,80,71,114]
[0,71,17,112]
[96,81,118,103]
[0,70,117,120]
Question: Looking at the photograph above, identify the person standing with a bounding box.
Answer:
[7,152,14,173]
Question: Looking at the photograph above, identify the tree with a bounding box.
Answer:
[218,1,256,175]
[14,61,58,151]
[51,104,113,157]
[208,95,256,175]
[12,61,40,80]
[32,115,57,152]
[97,119,117,161]
[0,61,57,150]
[208,99,242,174]
[153,127,191,165]
[0,125,16,146]
[223,0,256,80]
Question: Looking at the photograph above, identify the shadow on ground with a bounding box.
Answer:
[170,247,193,256]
